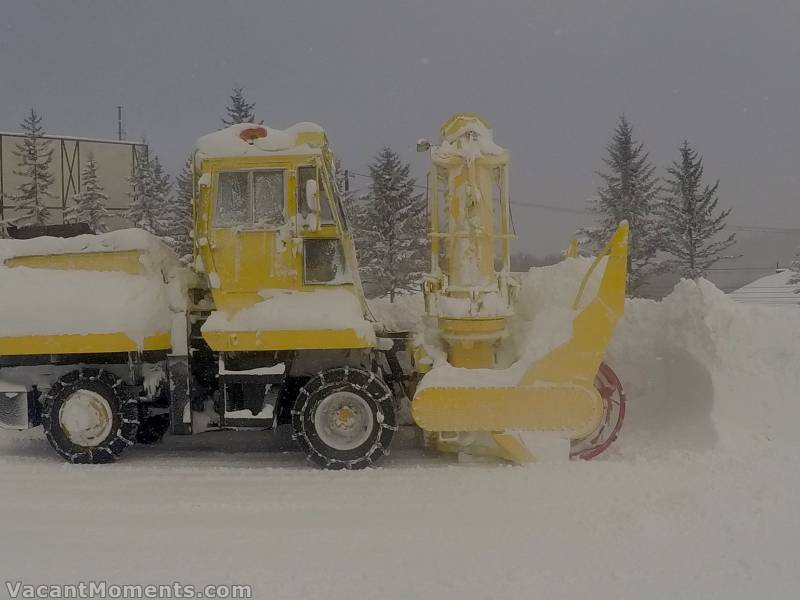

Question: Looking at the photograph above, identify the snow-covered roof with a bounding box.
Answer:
[195,122,326,167]
[728,270,799,306]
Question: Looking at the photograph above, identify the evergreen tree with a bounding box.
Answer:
[356,147,427,302]
[222,86,257,126]
[790,252,800,288]
[163,156,194,259]
[8,109,56,226]
[658,141,736,279]
[126,150,173,237]
[64,154,110,232]
[579,116,664,293]
[333,159,358,224]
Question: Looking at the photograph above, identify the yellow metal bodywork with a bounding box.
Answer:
[5,250,146,275]
[438,317,508,368]
[194,137,374,352]
[201,329,373,352]
[0,332,171,356]
[412,112,630,463]
[423,113,514,373]
[412,223,629,442]
[1,247,171,355]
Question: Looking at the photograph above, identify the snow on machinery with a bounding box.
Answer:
[412,114,628,462]
[0,114,629,468]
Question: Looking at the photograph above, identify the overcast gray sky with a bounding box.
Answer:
[1,0,798,254]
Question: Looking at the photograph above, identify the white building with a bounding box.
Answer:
[728,270,799,306]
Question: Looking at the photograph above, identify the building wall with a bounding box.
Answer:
[0,133,147,229]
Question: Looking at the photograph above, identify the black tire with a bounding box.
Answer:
[292,367,397,469]
[136,413,170,445]
[41,369,139,464]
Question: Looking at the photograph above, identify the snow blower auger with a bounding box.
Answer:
[411,113,628,463]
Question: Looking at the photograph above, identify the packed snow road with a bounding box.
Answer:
[0,428,798,600]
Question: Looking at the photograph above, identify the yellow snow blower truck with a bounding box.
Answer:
[0,114,629,468]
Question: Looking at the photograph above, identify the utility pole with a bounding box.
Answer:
[117,106,125,141]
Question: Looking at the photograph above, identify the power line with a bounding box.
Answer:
[345,170,800,236]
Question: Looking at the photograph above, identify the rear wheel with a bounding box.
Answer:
[570,362,626,460]
[292,367,397,469]
[41,369,139,464]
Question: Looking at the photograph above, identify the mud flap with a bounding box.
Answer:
[167,356,192,435]
[0,382,39,430]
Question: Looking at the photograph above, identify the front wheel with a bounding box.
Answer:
[41,369,139,464]
[292,368,397,469]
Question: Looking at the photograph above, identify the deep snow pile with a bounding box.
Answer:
[518,262,800,453]
[517,259,800,453]
[0,230,190,345]
[609,278,800,453]
[728,268,800,306]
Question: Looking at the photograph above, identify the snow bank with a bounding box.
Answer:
[728,269,799,306]
[202,288,375,343]
[195,122,325,166]
[609,278,800,453]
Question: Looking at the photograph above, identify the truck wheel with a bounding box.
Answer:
[41,369,139,464]
[292,367,397,469]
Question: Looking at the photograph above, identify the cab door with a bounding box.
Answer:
[207,168,288,310]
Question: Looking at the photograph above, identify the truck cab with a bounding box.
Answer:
[193,123,375,352]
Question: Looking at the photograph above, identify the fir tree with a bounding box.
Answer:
[355,147,427,302]
[8,109,56,227]
[163,156,194,259]
[222,86,257,126]
[790,253,800,289]
[64,154,110,232]
[126,150,173,237]
[579,116,664,293]
[658,141,736,279]
[333,159,358,224]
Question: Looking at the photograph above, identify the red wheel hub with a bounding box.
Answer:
[570,362,626,460]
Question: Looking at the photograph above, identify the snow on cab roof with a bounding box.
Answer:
[195,122,326,166]
[728,269,799,306]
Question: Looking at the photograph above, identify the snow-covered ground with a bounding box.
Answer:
[1,428,797,599]
[1,277,799,599]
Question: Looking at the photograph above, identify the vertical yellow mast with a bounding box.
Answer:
[423,113,514,369]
